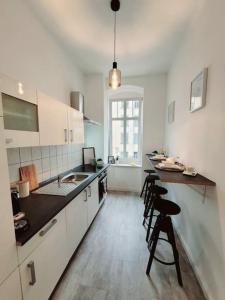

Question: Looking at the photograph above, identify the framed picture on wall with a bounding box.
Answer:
[190,68,208,112]
[108,155,115,164]
[82,147,96,165]
[168,101,175,123]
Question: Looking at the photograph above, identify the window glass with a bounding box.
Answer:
[112,120,124,158]
[126,120,139,159]
[126,100,140,117]
[110,99,142,163]
[112,101,124,118]
[2,93,39,132]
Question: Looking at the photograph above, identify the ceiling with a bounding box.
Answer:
[26,0,197,76]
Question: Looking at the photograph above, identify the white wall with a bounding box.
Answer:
[165,1,225,299]
[84,123,104,159]
[107,165,142,193]
[0,0,84,104]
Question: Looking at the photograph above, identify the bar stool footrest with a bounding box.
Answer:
[153,256,175,266]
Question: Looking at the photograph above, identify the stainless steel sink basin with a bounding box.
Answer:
[61,173,89,183]
[32,172,93,196]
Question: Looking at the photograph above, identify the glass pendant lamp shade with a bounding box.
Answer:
[109,62,121,89]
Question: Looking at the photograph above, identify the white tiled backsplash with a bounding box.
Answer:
[7,144,84,183]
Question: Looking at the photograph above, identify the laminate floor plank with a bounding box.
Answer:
[51,191,206,300]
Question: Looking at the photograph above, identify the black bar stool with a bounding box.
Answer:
[142,174,160,206]
[140,169,156,198]
[146,199,183,287]
[143,185,168,234]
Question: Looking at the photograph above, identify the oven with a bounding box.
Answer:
[98,169,107,204]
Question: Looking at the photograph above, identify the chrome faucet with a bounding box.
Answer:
[57,175,61,188]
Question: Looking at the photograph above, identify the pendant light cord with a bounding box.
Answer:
[114,11,116,62]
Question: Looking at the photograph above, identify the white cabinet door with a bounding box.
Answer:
[87,179,99,226]
[0,73,37,105]
[0,118,18,285]
[0,74,39,148]
[66,190,88,258]
[19,210,68,300]
[38,92,69,145]
[68,107,84,144]
[0,269,22,300]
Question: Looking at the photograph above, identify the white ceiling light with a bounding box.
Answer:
[108,0,121,89]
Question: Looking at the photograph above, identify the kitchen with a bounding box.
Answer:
[0,0,225,300]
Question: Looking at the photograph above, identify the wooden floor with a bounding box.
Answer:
[51,192,206,300]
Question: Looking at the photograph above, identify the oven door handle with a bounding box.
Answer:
[99,174,107,182]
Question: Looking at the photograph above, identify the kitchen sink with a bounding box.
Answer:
[61,173,89,183]
[32,172,93,196]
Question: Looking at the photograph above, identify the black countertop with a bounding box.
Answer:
[16,164,109,246]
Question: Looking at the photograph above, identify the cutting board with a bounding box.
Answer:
[20,164,39,191]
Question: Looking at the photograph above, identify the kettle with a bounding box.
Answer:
[96,159,104,168]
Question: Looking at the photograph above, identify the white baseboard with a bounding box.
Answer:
[174,224,211,300]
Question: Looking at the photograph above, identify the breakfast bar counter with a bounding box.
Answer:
[146,154,216,186]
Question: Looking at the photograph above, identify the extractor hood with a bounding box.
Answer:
[70,91,101,126]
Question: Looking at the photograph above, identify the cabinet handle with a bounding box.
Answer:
[39,219,57,237]
[64,129,68,143]
[84,189,88,201]
[27,261,36,286]
[70,129,73,143]
[88,186,91,197]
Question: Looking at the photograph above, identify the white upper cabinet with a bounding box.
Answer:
[0,118,18,284]
[68,107,84,144]
[0,74,39,148]
[0,73,37,105]
[38,92,68,146]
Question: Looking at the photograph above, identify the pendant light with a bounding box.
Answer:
[108,0,121,89]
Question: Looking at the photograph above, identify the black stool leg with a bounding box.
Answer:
[143,187,153,226]
[146,206,155,242]
[146,225,160,275]
[168,219,183,287]
[144,181,150,204]
[143,188,152,217]
[140,177,147,197]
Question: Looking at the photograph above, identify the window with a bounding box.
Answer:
[109,98,142,163]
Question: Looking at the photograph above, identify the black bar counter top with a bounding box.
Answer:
[147,154,216,186]
[16,164,109,246]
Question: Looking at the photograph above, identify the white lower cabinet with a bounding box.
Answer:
[66,178,99,259]
[18,177,102,300]
[87,179,99,226]
[66,189,88,258]
[19,210,68,300]
[0,269,22,300]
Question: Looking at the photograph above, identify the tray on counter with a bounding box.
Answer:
[155,163,184,172]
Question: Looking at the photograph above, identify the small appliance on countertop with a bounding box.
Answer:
[96,158,104,168]
[14,218,30,233]
[11,190,30,233]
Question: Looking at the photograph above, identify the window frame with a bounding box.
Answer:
[109,97,143,164]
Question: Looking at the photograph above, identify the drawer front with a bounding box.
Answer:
[19,209,68,300]
[17,210,66,265]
